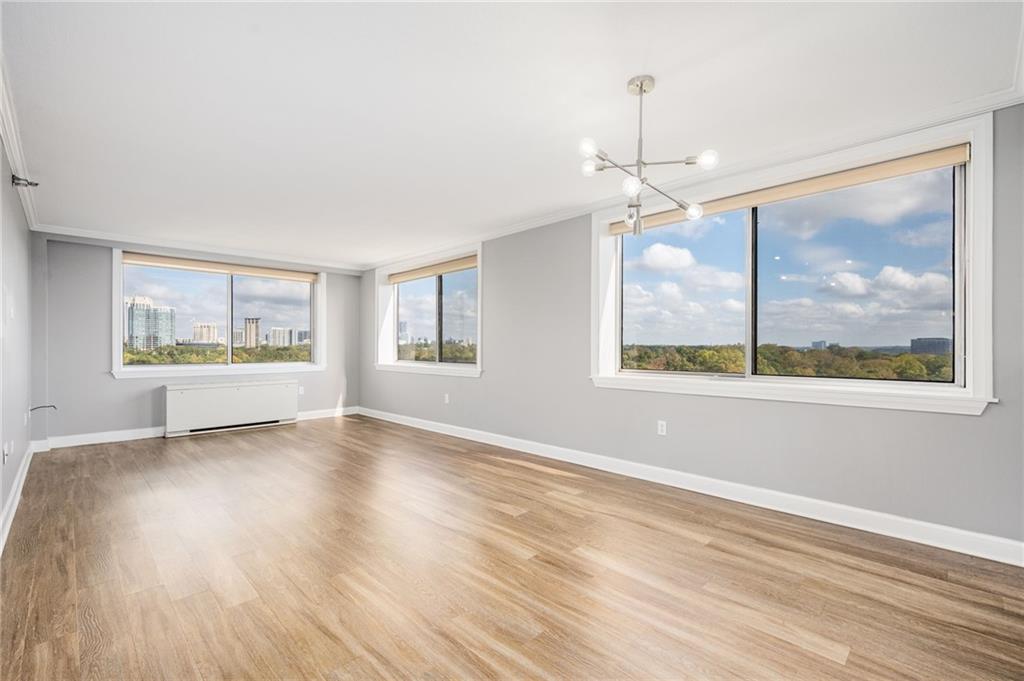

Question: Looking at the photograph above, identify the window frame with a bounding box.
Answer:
[591,113,994,415]
[111,248,327,379]
[375,245,482,378]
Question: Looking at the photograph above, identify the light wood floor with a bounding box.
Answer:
[1,415,1022,680]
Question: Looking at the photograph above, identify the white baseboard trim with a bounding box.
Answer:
[1,444,35,556]
[296,406,360,421]
[33,406,360,451]
[45,426,166,450]
[353,407,1024,568]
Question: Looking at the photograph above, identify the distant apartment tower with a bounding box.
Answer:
[910,337,952,355]
[811,340,828,350]
[295,329,311,344]
[192,321,218,343]
[232,328,244,346]
[267,327,294,347]
[244,318,261,348]
[124,296,175,350]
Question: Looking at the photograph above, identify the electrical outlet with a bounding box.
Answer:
[298,386,305,396]
[444,393,450,405]
[656,420,667,436]
[2,441,8,465]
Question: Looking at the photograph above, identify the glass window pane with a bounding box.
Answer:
[755,166,955,382]
[621,210,747,374]
[397,276,437,362]
[123,264,228,365]
[231,275,313,363]
[440,268,477,364]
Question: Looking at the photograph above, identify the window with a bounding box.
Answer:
[621,210,747,374]
[115,252,322,376]
[755,167,956,382]
[376,250,481,376]
[591,114,994,414]
[392,257,478,365]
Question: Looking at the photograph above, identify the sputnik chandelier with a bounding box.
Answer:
[579,75,719,235]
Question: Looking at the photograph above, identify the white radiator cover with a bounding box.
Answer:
[165,380,298,437]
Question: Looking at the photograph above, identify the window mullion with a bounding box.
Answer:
[436,274,444,363]
[227,274,234,366]
[746,207,757,378]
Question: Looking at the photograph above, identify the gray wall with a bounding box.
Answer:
[360,104,1024,541]
[44,240,361,437]
[2,139,33,504]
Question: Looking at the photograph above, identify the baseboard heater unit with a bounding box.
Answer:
[165,380,299,438]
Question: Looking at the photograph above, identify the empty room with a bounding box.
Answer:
[1,2,1022,679]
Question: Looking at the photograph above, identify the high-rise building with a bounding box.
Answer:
[232,328,244,346]
[295,329,311,344]
[192,321,218,343]
[124,296,175,350]
[267,327,294,347]
[244,318,261,348]
[811,340,828,350]
[911,337,952,355]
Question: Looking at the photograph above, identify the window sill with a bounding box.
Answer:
[112,363,326,379]
[375,362,481,378]
[591,373,995,415]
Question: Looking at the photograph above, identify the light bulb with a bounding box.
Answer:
[621,176,643,198]
[686,203,704,220]
[579,137,599,158]
[581,159,597,177]
[697,149,719,170]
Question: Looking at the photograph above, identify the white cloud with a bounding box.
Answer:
[759,167,952,239]
[681,265,745,292]
[892,220,952,248]
[874,265,949,293]
[793,243,865,273]
[821,271,872,297]
[721,298,745,313]
[638,243,696,271]
[661,215,726,240]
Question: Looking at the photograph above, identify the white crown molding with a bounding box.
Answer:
[354,408,1024,567]
[34,223,367,274]
[0,59,39,228]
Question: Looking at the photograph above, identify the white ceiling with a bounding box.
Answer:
[4,2,1023,270]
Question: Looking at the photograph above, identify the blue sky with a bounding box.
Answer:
[623,167,954,347]
[123,265,311,341]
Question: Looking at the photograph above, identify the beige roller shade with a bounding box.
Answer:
[387,255,478,285]
[122,252,319,283]
[610,143,970,235]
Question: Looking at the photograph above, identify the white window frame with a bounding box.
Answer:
[591,113,995,415]
[111,248,327,378]
[374,244,482,378]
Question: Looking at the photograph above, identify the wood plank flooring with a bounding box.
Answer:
[2,415,1022,680]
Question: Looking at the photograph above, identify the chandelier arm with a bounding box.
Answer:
[644,157,699,167]
[644,180,690,210]
[601,155,640,177]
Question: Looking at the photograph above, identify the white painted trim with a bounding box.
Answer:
[0,444,34,556]
[47,426,165,449]
[0,60,39,228]
[296,406,360,421]
[374,362,482,378]
[374,244,483,376]
[354,407,1023,567]
[32,407,359,450]
[111,248,327,378]
[591,113,996,416]
[35,223,366,273]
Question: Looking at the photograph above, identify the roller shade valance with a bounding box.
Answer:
[609,143,970,236]
[387,255,478,285]
[122,252,319,283]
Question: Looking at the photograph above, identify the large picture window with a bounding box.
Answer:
[117,252,320,374]
[393,257,478,365]
[592,116,993,414]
